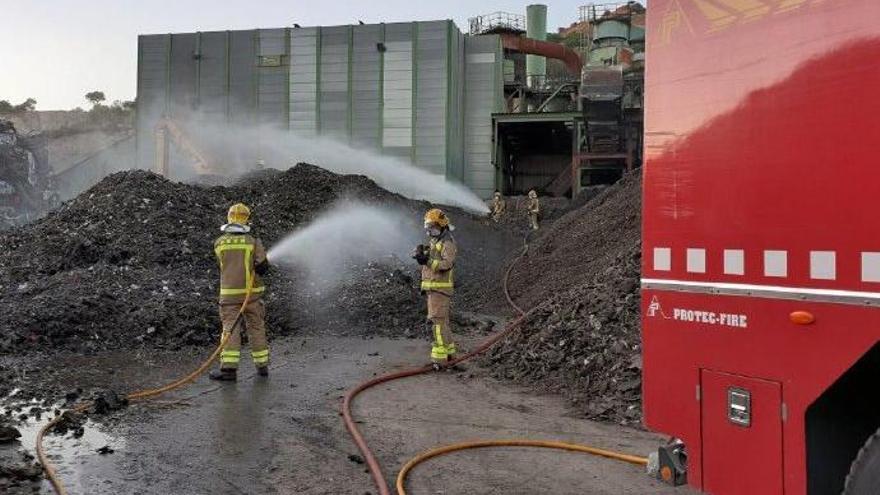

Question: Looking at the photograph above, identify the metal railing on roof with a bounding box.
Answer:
[579,2,644,23]
[469,11,526,35]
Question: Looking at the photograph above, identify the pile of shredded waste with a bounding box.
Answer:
[488,171,643,424]
[0,164,516,355]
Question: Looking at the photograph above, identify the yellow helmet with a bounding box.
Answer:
[423,208,449,228]
[227,203,251,225]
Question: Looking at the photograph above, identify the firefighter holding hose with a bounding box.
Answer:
[490,190,506,222]
[209,203,271,381]
[412,208,458,370]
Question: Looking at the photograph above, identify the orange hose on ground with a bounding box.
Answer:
[343,230,648,495]
[396,439,648,495]
[37,285,252,494]
[341,237,531,495]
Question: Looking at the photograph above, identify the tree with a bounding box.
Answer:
[85,91,106,106]
[13,98,36,112]
[0,98,36,113]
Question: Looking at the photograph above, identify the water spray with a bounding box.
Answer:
[267,200,422,289]
[171,115,490,214]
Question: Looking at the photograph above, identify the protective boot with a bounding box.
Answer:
[257,366,269,377]
[209,368,237,382]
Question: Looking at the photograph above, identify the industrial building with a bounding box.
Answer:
[136,3,645,198]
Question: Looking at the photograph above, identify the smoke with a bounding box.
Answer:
[174,115,489,214]
[267,200,421,289]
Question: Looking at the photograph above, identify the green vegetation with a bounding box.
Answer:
[0,98,37,113]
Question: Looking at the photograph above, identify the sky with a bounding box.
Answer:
[0,0,587,110]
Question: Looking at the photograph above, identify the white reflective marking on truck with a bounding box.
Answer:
[861,252,880,282]
[654,247,671,271]
[724,249,745,276]
[764,250,788,277]
[687,248,706,274]
[641,278,880,300]
[810,251,836,280]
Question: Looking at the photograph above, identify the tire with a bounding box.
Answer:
[844,427,880,494]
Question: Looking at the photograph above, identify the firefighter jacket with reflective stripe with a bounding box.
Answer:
[420,233,456,296]
[214,230,267,304]
[526,197,540,214]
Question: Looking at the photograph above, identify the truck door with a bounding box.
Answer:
[701,370,784,494]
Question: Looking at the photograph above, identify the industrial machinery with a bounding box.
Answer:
[575,2,644,191]
[0,119,55,227]
[153,116,215,177]
[642,0,880,493]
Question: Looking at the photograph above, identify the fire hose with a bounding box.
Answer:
[36,287,254,495]
[342,233,648,495]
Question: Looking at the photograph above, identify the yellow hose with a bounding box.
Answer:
[393,232,649,495]
[37,279,253,494]
[396,439,648,495]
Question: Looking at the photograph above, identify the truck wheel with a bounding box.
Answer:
[844,428,880,494]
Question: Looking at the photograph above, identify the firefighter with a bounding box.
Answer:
[209,203,271,381]
[412,208,458,369]
[526,189,540,230]
[490,190,506,222]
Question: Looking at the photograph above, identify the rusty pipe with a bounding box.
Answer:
[500,34,583,76]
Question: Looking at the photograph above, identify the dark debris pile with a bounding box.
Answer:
[0,164,515,355]
[488,171,643,425]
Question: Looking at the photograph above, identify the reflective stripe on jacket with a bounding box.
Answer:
[420,234,456,295]
[526,197,540,214]
[214,232,267,304]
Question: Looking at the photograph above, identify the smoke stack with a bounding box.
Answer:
[526,4,548,88]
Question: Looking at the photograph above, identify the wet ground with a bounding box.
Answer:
[4,334,695,495]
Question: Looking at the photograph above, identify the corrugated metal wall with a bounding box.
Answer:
[137,22,503,198]
[463,35,503,198]
[289,27,319,136]
[414,21,448,177]
[258,28,288,127]
[197,31,228,120]
[136,34,169,170]
[381,23,414,161]
[351,24,382,149]
[228,30,256,126]
[319,26,351,139]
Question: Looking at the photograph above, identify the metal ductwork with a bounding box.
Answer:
[500,34,583,77]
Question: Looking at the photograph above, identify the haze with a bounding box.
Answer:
[0,0,586,110]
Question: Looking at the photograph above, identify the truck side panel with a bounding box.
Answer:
[643,1,880,493]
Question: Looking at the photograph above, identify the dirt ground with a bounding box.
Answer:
[6,334,694,495]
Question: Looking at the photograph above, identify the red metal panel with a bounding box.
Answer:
[701,370,783,495]
[643,1,880,493]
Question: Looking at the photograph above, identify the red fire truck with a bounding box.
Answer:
[641,0,880,493]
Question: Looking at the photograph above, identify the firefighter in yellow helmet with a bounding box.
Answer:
[209,203,271,381]
[412,208,458,369]
[526,189,540,230]
[490,190,506,223]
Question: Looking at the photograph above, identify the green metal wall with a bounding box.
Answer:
[136,21,503,197]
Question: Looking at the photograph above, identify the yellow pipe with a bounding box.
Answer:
[396,439,648,494]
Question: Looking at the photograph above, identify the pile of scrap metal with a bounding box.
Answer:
[0,119,57,228]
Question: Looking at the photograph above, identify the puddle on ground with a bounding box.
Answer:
[1,392,125,494]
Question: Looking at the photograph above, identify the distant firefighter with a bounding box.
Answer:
[412,208,458,369]
[526,190,540,230]
[209,203,271,382]
[490,190,506,222]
